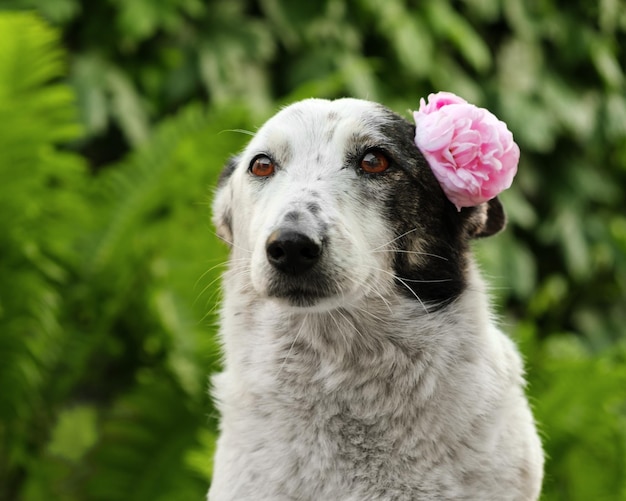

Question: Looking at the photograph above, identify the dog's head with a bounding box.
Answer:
[213,98,505,312]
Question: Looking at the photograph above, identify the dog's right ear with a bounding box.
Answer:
[464,197,507,239]
[212,156,239,245]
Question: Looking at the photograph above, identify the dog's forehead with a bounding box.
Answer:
[250,98,404,157]
[271,98,388,129]
[280,98,385,123]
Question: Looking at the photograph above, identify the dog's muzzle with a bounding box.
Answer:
[266,229,322,275]
[263,227,335,307]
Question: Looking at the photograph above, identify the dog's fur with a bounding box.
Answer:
[209,98,543,500]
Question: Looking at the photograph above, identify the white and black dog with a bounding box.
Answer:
[209,98,543,500]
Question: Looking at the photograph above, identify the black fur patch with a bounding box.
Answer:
[355,108,482,309]
[218,155,239,187]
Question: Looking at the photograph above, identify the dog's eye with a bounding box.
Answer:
[360,151,390,174]
[250,155,276,177]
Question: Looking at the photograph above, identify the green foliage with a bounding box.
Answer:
[520,327,626,500]
[0,11,250,500]
[0,11,87,496]
[0,1,625,500]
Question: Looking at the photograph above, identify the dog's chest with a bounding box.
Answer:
[217,313,482,498]
[211,293,542,500]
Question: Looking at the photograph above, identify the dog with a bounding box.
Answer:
[209,98,544,500]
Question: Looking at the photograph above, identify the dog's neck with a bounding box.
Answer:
[218,259,493,395]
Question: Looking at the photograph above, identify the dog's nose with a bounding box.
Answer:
[266,229,322,275]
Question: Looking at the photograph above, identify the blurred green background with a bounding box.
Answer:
[0,1,625,500]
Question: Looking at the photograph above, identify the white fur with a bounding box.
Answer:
[209,98,543,500]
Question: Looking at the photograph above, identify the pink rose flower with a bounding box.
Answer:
[413,92,519,211]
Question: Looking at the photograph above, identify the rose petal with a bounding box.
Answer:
[414,112,455,152]
[419,92,468,114]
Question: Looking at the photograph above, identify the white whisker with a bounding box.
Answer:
[395,277,453,284]
[394,276,430,314]
[212,232,253,254]
[219,128,255,137]
[194,261,228,291]
[368,227,421,252]
[370,249,449,261]
[194,258,250,305]
[349,301,390,325]
[368,287,394,315]
[359,280,394,315]
[359,265,430,314]
[336,308,368,344]
[359,262,453,285]
[276,313,309,379]
[328,310,351,348]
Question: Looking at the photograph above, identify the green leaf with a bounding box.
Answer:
[499,186,537,230]
[475,231,537,300]
[34,0,81,24]
[47,405,98,462]
[184,428,217,483]
[530,338,626,500]
[107,67,150,146]
[604,92,626,140]
[359,0,434,77]
[496,37,543,94]
[425,0,492,73]
[499,92,559,152]
[86,378,207,501]
[591,37,624,89]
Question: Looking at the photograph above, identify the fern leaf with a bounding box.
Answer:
[87,103,251,275]
[85,378,208,501]
[87,106,208,273]
[0,11,87,499]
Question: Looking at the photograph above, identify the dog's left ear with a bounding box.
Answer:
[465,197,506,239]
[211,156,239,245]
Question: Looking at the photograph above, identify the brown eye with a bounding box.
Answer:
[360,151,390,174]
[250,155,276,177]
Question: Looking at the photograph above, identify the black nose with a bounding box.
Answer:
[266,230,322,275]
